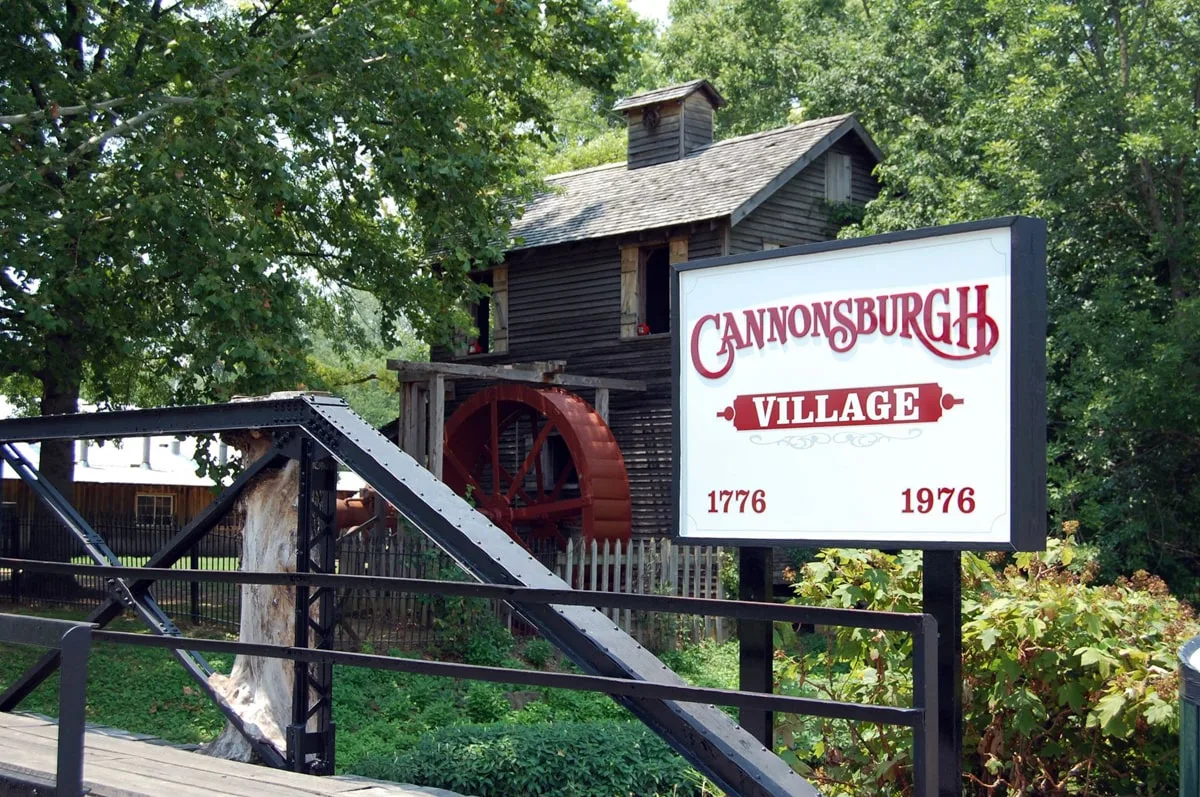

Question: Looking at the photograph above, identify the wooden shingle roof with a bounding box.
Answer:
[611,79,726,111]
[510,114,881,251]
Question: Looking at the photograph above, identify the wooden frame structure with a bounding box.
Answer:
[386,359,645,480]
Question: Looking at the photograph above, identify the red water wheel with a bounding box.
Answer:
[442,385,631,551]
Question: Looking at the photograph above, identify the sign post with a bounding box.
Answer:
[672,217,1047,790]
[737,546,773,745]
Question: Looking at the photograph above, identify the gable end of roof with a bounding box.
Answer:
[729,116,882,227]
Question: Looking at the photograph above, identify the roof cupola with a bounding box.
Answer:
[613,80,726,170]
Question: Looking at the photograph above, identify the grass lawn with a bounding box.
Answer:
[0,605,746,775]
[0,608,233,745]
[68,556,241,570]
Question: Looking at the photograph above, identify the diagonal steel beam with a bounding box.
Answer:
[0,444,288,710]
[0,442,289,767]
[295,395,819,797]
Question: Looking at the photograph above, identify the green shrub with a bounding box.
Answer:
[523,638,556,669]
[463,682,512,724]
[776,536,1197,796]
[464,621,514,667]
[351,720,698,797]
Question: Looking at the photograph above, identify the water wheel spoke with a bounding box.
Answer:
[489,398,500,495]
[548,459,575,502]
[495,461,536,506]
[444,447,486,498]
[505,418,556,502]
[512,497,587,521]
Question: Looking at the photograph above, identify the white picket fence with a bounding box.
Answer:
[542,537,730,646]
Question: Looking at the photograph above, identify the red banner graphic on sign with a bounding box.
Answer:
[716,382,964,431]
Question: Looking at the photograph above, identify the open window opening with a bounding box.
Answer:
[467,271,493,355]
[621,237,685,338]
[461,267,508,356]
[640,246,671,335]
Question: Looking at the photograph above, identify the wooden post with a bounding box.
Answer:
[428,374,445,480]
[594,387,610,424]
[565,537,574,588]
[414,383,428,468]
[401,382,421,457]
[589,539,599,593]
[600,539,611,620]
[633,539,645,644]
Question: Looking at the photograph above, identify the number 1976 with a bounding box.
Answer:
[707,489,767,514]
[901,487,975,514]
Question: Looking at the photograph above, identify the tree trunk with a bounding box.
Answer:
[203,433,307,762]
[27,349,84,594]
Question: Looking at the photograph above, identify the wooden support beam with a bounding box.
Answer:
[400,382,421,457]
[594,388,610,424]
[428,374,445,480]
[414,383,428,469]
[386,360,646,392]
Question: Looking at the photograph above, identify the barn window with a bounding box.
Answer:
[135,493,174,526]
[463,266,509,356]
[641,246,671,334]
[825,151,853,203]
[620,237,687,338]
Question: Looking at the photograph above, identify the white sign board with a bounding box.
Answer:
[673,218,1046,550]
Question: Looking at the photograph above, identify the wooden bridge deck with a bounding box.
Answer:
[0,712,466,797]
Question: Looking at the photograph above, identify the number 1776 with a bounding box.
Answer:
[707,489,767,514]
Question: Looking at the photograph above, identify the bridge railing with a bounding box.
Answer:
[0,557,938,797]
[0,612,95,796]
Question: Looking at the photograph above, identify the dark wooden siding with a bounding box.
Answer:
[626,102,683,169]
[681,94,714,155]
[2,480,215,524]
[728,135,880,254]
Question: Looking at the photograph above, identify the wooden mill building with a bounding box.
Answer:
[390,80,882,551]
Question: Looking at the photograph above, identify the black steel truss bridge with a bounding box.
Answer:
[0,395,940,797]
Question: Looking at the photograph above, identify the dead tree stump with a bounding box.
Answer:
[202,431,305,762]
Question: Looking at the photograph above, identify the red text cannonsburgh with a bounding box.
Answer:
[689,284,1000,379]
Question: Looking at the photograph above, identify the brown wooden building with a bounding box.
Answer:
[392,80,882,549]
[2,437,365,528]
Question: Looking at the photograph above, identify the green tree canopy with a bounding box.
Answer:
[663,0,1200,594]
[1,0,639,499]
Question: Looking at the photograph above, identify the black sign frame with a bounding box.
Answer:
[670,216,1048,552]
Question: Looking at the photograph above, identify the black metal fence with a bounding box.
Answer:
[1,515,603,652]
[1,514,541,651]
[2,514,243,630]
